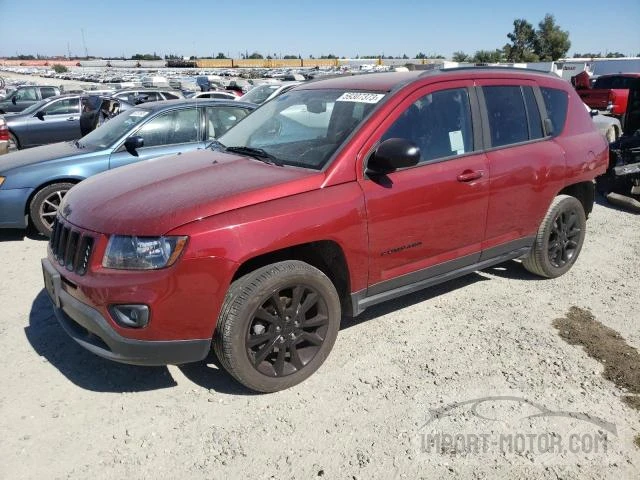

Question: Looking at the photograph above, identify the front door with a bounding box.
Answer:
[359,81,490,294]
[25,97,81,147]
[109,107,206,170]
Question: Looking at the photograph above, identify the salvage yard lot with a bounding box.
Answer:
[0,199,638,479]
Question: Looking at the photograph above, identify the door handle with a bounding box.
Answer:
[457,170,483,182]
[66,117,77,121]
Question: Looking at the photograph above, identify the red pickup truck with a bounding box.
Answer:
[575,72,640,119]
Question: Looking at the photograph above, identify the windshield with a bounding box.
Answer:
[80,107,153,149]
[218,89,384,169]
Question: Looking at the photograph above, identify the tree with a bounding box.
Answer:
[605,52,626,58]
[283,55,298,59]
[216,52,227,59]
[248,52,263,59]
[52,64,68,74]
[535,14,571,61]
[505,19,538,62]
[452,51,470,62]
[472,49,504,63]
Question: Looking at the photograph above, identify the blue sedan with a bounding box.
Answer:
[0,99,255,236]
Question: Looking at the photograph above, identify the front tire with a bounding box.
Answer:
[213,261,341,393]
[522,195,586,278]
[29,182,75,237]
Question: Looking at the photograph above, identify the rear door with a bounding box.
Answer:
[360,81,490,293]
[26,97,81,146]
[476,81,565,258]
[108,106,207,170]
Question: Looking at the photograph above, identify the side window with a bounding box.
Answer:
[162,92,180,100]
[42,98,80,115]
[136,108,200,147]
[40,87,57,99]
[17,88,37,101]
[540,87,569,136]
[206,106,250,139]
[483,86,529,147]
[522,87,543,140]
[381,87,474,163]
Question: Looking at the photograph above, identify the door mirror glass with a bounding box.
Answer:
[124,135,144,157]
[367,138,420,175]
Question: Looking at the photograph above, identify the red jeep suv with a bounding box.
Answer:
[42,68,608,392]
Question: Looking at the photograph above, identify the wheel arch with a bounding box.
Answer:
[232,240,353,316]
[24,177,84,216]
[557,181,595,217]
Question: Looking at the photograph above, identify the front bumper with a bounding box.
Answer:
[42,257,211,366]
[0,187,32,228]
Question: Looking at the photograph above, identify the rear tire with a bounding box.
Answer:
[8,132,19,152]
[605,127,615,143]
[29,182,75,237]
[213,260,341,393]
[522,195,586,278]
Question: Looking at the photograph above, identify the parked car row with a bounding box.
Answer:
[0,99,255,235]
[3,94,134,152]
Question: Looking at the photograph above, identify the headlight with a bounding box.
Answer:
[102,235,188,270]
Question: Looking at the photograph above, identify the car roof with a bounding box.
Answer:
[132,98,256,112]
[298,68,562,92]
[114,88,182,93]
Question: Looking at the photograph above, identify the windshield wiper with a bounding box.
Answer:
[225,146,283,166]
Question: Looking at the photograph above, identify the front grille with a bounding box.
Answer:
[49,217,94,275]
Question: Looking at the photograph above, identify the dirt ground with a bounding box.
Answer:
[0,198,638,479]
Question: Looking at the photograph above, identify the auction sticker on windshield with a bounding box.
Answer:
[129,111,150,117]
[336,92,385,103]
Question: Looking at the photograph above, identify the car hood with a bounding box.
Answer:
[0,142,96,173]
[61,149,322,235]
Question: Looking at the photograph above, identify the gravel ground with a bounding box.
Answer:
[0,198,638,479]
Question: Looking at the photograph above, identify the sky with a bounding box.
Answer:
[0,0,638,59]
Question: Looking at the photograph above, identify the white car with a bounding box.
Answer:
[586,103,622,143]
[239,82,301,105]
[187,91,238,101]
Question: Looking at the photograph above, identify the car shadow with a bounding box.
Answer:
[178,354,255,396]
[25,289,177,393]
[481,259,542,281]
[25,260,535,395]
[0,228,47,242]
[341,272,489,330]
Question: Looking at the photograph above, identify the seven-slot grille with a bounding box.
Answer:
[49,217,94,275]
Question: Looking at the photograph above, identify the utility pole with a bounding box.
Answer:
[81,29,88,58]
[67,42,71,59]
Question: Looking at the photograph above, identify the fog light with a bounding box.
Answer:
[109,304,150,328]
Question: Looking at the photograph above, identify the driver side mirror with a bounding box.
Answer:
[35,111,45,121]
[124,136,144,157]
[366,138,421,176]
[589,109,599,117]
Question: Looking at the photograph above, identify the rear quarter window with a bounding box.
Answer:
[540,87,568,136]
[40,87,57,99]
